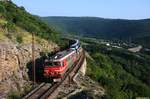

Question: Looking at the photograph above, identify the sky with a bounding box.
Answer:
[12,0,150,19]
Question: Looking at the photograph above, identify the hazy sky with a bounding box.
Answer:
[12,0,150,19]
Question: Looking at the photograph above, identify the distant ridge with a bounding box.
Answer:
[41,16,150,47]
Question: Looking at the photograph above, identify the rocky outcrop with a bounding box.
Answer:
[0,42,58,98]
[57,73,105,99]
[79,58,87,76]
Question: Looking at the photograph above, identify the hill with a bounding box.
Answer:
[41,17,150,47]
[0,1,59,43]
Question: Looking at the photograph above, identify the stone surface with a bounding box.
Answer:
[79,58,87,76]
[0,42,58,98]
[57,73,105,99]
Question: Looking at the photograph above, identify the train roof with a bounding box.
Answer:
[70,39,79,47]
[50,49,75,61]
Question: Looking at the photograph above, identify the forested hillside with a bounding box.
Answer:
[82,38,150,99]
[42,17,150,47]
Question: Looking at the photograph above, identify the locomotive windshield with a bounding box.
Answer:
[45,61,61,67]
[45,62,53,66]
[69,40,76,46]
[53,62,61,66]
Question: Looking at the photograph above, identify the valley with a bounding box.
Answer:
[42,17,150,48]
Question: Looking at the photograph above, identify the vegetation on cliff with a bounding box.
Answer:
[0,1,60,43]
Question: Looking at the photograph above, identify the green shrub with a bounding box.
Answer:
[16,35,23,43]
[7,90,21,99]
[0,4,6,13]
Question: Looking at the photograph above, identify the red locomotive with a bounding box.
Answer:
[43,40,82,82]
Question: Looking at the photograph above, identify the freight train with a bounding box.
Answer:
[43,39,82,82]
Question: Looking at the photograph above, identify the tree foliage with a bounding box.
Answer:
[84,41,150,98]
[0,1,60,42]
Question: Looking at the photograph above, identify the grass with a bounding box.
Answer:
[7,90,21,99]
[0,19,7,26]
[0,31,5,41]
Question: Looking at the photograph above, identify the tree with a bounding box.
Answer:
[0,4,6,13]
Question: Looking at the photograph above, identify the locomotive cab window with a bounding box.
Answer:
[45,61,61,67]
[53,62,61,66]
[45,62,53,66]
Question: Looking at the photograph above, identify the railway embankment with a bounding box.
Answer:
[57,56,105,99]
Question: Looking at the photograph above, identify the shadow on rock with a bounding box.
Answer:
[27,52,48,83]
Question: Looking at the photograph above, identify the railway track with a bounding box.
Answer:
[23,50,85,99]
[23,83,52,99]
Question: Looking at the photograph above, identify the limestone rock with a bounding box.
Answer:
[0,42,58,98]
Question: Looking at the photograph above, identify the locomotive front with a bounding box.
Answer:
[44,58,67,78]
